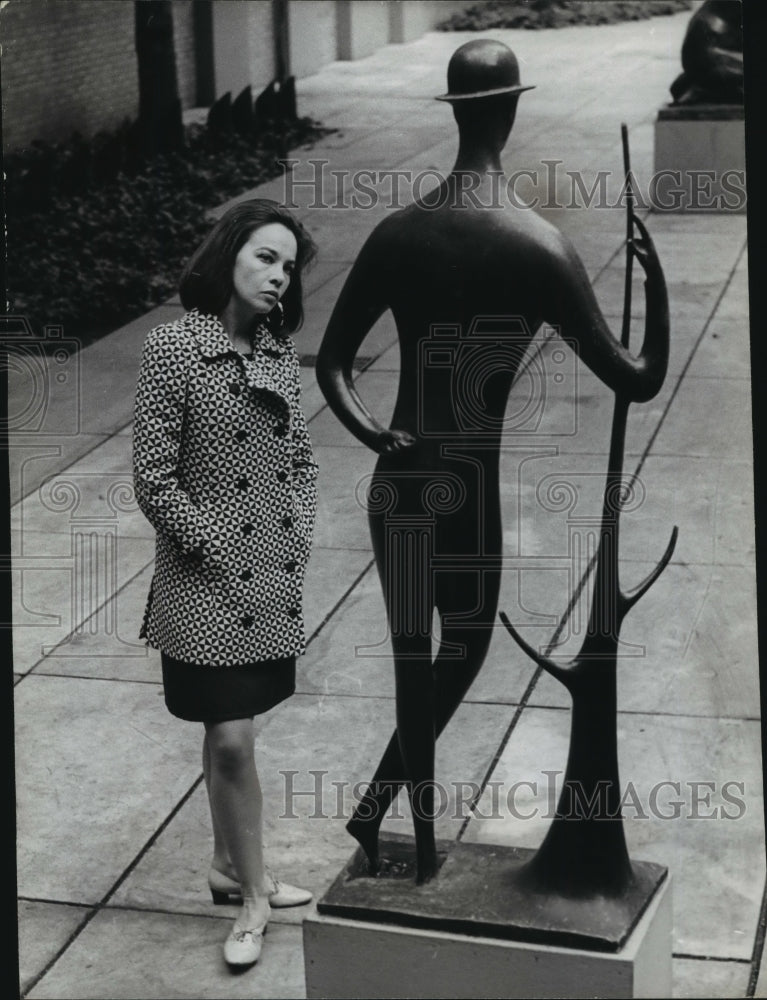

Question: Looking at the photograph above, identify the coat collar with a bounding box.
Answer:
[182,309,290,359]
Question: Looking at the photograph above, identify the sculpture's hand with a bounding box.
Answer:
[629,213,662,277]
[375,429,417,455]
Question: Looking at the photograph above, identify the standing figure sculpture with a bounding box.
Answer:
[315,40,669,885]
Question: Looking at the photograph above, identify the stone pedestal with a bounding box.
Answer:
[304,837,672,999]
[653,104,746,213]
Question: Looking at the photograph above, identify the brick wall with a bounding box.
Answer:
[1,0,138,151]
[1,0,479,152]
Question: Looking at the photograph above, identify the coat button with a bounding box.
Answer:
[241,614,255,628]
[283,559,297,572]
[277,471,288,483]
[274,422,288,438]
[287,608,299,619]
[281,515,293,530]
[235,429,248,442]
[240,569,253,581]
[242,522,254,535]
[236,476,249,490]
[229,382,242,396]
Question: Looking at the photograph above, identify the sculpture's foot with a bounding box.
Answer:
[346,816,381,876]
[414,849,440,886]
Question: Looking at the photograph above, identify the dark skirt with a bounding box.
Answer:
[160,652,296,723]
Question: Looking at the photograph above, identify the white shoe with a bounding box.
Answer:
[267,873,313,908]
[223,915,268,967]
[210,866,312,908]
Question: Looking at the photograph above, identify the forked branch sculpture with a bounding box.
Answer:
[500,126,678,897]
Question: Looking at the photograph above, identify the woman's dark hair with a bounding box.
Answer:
[179,199,317,334]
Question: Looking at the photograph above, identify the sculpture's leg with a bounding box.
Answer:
[347,564,501,872]
[393,650,439,884]
[347,488,439,879]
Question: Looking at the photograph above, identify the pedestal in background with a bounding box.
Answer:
[653,103,746,213]
[304,836,672,1000]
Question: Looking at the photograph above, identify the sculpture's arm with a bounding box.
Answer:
[546,214,669,403]
[316,235,415,454]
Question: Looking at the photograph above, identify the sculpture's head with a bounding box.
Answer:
[436,40,535,145]
[436,40,535,104]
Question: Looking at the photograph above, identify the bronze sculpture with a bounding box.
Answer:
[500,127,677,898]
[670,0,743,105]
[316,40,670,886]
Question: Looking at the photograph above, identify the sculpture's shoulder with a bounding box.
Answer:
[492,207,582,275]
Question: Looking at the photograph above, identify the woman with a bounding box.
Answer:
[133,199,318,967]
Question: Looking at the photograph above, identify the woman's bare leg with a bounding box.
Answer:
[203,730,233,877]
[204,718,270,928]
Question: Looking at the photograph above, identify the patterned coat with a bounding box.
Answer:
[133,309,318,665]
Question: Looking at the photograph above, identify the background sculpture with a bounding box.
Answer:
[670,0,743,105]
[316,40,670,886]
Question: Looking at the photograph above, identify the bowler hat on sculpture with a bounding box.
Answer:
[435,39,535,101]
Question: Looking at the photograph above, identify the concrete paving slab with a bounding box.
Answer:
[755,948,767,998]
[715,264,751,320]
[365,340,400,373]
[11,434,150,541]
[302,258,350,297]
[645,229,746,286]
[311,445,378,551]
[307,371,398,446]
[599,308,711,378]
[25,563,161,680]
[11,534,155,675]
[463,708,764,960]
[620,455,755,567]
[500,450,754,569]
[303,547,375,639]
[18,901,92,997]
[672,957,750,999]
[15,673,203,903]
[649,375,753,460]
[690,314,751,380]
[299,558,544,707]
[8,435,113,506]
[595,267,730,328]
[74,304,185,438]
[26,908,306,1000]
[527,560,760,719]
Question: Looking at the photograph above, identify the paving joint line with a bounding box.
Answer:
[16,552,156,679]
[20,774,206,999]
[633,237,749,482]
[747,877,767,997]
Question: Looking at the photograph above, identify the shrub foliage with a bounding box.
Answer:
[6,117,332,346]
[438,0,692,31]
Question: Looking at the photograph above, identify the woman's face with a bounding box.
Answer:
[231,223,298,317]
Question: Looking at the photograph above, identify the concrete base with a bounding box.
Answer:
[304,872,672,999]
[653,104,746,213]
